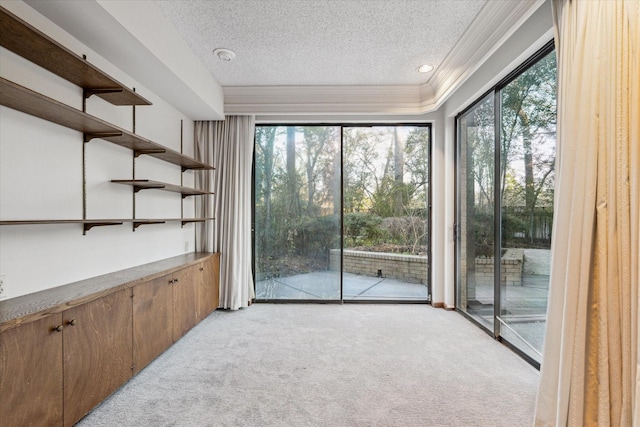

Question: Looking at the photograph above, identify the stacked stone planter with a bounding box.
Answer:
[330,249,428,284]
[474,248,524,286]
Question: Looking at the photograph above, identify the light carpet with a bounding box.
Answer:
[77,304,539,426]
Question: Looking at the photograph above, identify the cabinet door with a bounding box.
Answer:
[63,288,133,427]
[133,274,173,375]
[0,314,64,427]
[198,254,220,320]
[172,266,198,341]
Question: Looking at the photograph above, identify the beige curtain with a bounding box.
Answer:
[534,1,639,426]
[195,116,256,310]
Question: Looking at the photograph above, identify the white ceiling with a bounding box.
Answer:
[20,0,547,117]
[154,0,487,87]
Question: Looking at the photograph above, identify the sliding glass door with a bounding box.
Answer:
[457,94,496,330]
[254,126,341,300]
[254,124,431,302]
[456,43,556,364]
[498,49,556,362]
[342,126,430,301]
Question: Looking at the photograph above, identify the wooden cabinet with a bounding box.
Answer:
[0,314,64,427]
[0,291,135,427]
[134,253,220,367]
[133,274,174,374]
[198,253,220,321]
[0,253,218,427]
[0,290,135,427]
[63,288,133,426]
[172,265,199,341]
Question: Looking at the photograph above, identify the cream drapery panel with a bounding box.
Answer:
[195,117,256,310]
[534,1,639,426]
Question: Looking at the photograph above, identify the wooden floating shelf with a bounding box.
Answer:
[0,220,122,226]
[0,78,213,171]
[111,180,214,198]
[0,6,216,235]
[0,6,151,106]
[0,219,123,234]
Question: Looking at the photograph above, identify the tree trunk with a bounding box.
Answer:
[263,129,275,253]
[518,109,535,242]
[333,145,341,215]
[306,152,315,215]
[393,127,405,216]
[286,126,300,216]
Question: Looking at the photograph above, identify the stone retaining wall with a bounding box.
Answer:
[330,249,428,284]
[474,248,523,286]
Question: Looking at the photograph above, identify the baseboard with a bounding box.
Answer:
[432,302,456,310]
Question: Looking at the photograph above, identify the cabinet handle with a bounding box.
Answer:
[54,325,64,332]
[174,278,179,283]
[169,279,174,284]
[200,268,204,271]
[67,319,77,326]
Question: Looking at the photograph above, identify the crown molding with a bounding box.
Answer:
[224,0,546,116]
[427,0,546,110]
[224,85,424,115]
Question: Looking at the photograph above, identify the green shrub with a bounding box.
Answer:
[343,212,386,246]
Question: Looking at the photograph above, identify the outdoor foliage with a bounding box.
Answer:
[463,50,557,256]
[255,50,556,280]
[255,125,430,277]
[343,212,385,246]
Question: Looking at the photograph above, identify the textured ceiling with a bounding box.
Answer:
[154,0,487,87]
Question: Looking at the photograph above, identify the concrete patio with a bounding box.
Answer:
[256,271,429,301]
[465,248,550,362]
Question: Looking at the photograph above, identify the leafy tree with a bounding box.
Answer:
[342,128,383,212]
[301,126,339,215]
[501,51,556,243]
[466,97,496,212]
[405,127,430,211]
[255,126,277,256]
[255,124,432,277]
[392,127,405,215]
[405,128,429,186]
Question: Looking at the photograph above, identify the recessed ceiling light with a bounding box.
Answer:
[417,64,434,73]
[213,48,236,62]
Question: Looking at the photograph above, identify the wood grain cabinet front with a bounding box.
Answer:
[172,266,199,341]
[0,314,64,427]
[197,253,220,321]
[132,274,174,374]
[63,288,133,427]
[0,253,218,426]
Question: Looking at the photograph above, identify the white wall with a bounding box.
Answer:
[0,2,199,299]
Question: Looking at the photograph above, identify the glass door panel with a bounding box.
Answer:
[498,50,556,362]
[254,125,341,300]
[457,95,496,331]
[342,126,430,301]
[456,44,556,365]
